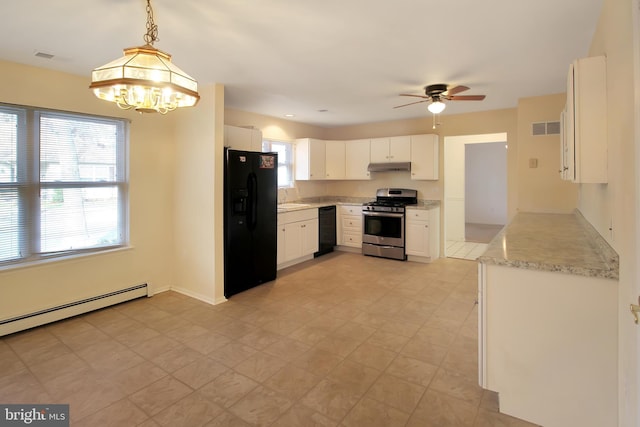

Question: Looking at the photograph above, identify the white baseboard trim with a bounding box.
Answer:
[0,284,148,336]
[171,286,226,305]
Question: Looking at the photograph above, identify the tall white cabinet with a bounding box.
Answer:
[560,56,607,183]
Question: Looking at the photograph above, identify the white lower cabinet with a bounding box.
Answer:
[405,207,440,262]
[337,205,362,249]
[277,209,319,269]
[300,219,319,255]
[478,262,617,427]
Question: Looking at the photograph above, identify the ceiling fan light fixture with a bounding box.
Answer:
[89,0,199,114]
[428,100,446,114]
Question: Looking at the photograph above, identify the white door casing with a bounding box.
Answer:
[630,1,640,425]
[443,133,507,254]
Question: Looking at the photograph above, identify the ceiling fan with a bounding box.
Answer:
[395,84,486,114]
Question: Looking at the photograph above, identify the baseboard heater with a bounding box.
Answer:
[0,283,148,337]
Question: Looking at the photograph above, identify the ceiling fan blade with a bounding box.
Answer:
[393,99,429,109]
[399,94,430,99]
[446,85,470,96]
[447,95,486,101]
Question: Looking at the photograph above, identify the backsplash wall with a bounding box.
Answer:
[286,172,441,202]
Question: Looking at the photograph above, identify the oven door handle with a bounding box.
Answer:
[362,211,404,218]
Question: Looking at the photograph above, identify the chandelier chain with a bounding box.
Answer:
[143,0,159,45]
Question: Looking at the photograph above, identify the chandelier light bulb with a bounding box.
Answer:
[428,100,446,114]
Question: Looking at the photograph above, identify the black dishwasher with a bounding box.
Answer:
[314,205,336,257]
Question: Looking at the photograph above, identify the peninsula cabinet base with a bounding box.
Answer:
[478,263,617,427]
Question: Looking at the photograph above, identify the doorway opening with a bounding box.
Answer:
[444,133,508,259]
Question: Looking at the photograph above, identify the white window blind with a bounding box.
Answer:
[0,104,128,265]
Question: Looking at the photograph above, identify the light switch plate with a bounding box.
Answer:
[529,158,538,168]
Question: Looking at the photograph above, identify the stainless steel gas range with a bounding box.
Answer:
[362,188,418,261]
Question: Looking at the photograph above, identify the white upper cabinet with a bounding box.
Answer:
[224,125,263,152]
[388,136,411,162]
[295,138,325,180]
[345,139,371,180]
[560,56,607,183]
[295,134,436,181]
[370,136,411,163]
[325,140,346,180]
[369,138,389,163]
[410,134,439,180]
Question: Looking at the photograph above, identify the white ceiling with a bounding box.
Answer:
[1,0,603,127]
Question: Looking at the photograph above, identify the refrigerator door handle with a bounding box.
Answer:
[247,172,258,231]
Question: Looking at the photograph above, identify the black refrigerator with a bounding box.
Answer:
[224,148,278,298]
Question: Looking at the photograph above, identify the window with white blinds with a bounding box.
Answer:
[0,104,128,266]
[262,139,293,188]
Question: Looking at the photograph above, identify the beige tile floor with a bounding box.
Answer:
[0,252,539,426]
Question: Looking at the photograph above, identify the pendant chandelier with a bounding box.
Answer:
[89,0,200,114]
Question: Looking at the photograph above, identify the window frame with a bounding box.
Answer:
[0,103,129,267]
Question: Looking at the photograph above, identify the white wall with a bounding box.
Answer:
[579,0,638,425]
[173,84,226,304]
[465,142,507,225]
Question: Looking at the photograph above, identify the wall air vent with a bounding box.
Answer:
[532,121,561,136]
[546,121,561,135]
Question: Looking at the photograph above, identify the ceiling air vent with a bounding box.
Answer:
[34,51,55,59]
[532,121,560,136]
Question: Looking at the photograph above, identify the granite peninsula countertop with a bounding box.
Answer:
[478,211,619,280]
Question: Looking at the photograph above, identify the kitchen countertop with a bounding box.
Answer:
[277,198,440,213]
[477,210,619,280]
[276,198,369,213]
[410,200,441,210]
